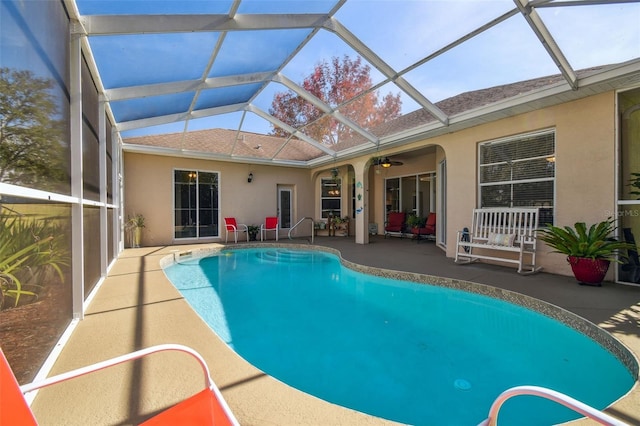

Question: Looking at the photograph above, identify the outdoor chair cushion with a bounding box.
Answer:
[385,212,406,233]
[410,213,436,236]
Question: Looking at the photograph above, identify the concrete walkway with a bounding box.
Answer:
[29,236,640,425]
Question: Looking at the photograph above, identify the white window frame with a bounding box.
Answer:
[173,169,220,240]
[478,129,556,225]
[320,177,341,219]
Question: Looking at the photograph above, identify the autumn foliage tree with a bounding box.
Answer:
[269,55,401,145]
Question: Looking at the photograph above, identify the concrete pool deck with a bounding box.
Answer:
[29,236,640,425]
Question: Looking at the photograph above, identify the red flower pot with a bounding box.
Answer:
[567,256,610,286]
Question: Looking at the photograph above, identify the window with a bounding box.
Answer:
[479,130,555,225]
[321,177,341,218]
[174,170,219,239]
[385,178,400,213]
[385,173,435,220]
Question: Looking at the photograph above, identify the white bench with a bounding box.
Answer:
[455,207,542,274]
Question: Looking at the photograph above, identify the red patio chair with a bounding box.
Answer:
[411,212,436,243]
[384,212,406,238]
[261,216,278,241]
[224,217,248,243]
[1,344,239,426]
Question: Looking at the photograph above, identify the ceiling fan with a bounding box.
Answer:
[372,156,404,168]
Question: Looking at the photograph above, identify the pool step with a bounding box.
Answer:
[255,249,319,263]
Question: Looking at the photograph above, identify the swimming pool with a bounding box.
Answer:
[163,247,635,425]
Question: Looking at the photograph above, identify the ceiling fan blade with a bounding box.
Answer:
[372,156,403,167]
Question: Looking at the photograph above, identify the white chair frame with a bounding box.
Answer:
[224,219,248,243]
[261,218,278,241]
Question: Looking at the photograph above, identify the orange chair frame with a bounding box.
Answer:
[1,344,239,426]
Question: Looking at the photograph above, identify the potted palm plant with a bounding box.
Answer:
[537,218,633,286]
[127,214,145,248]
[406,214,425,230]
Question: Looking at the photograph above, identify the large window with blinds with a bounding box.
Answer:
[479,130,555,225]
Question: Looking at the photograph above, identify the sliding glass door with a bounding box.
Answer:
[174,170,219,239]
[385,173,435,221]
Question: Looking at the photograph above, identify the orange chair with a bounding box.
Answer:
[261,216,278,241]
[384,211,406,238]
[1,344,239,426]
[224,217,248,243]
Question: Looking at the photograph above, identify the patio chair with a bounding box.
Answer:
[410,212,436,243]
[261,216,279,241]
[1,344,239,426]
[224,217,248,243]
[384,211,406,238]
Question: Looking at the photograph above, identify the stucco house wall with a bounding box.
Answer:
[123,153,315,246]
[124,90,619,279]
[438,91,615,277]
[310,91,617,278]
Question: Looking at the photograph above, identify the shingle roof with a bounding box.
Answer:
[124,128,324,162]
[331,65,615,151]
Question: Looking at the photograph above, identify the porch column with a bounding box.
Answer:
[352,159,370,244]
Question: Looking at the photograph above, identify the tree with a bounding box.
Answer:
[0,68,68,190]
[269,55,401,145]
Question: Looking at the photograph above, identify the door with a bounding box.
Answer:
[278,186,292,230]
[174,170,219,239]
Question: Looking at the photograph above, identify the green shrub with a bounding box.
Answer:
[406,214,426,228]
[0,214,69,309]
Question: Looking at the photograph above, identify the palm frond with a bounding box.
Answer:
[537,217,634,262]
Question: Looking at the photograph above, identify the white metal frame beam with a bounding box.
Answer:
[246,104,337,157]
[104,72,274,101]
[324,18,450,127]
[116,103,247,131]
[515,0,578,89]
[70,28,85,320]
[80,13,331,35]
[273,73,379,146]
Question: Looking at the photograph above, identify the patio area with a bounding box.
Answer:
[28,236,640,425]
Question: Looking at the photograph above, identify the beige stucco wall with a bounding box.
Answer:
[123,153,315,246]
[123,91,620,277]
[436,91,616,277]
[311,91,617,277]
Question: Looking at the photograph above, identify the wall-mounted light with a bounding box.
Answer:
[248,172,253,183]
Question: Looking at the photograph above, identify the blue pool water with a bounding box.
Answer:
[164,248,634,425]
